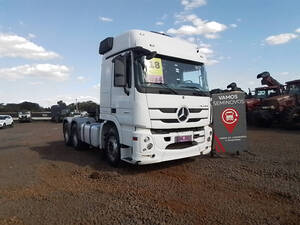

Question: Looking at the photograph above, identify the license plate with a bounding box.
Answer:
[175,135,192,143]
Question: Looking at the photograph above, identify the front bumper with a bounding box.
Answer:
[129,126,212,165]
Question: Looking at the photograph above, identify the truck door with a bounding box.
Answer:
[111,52,134,145]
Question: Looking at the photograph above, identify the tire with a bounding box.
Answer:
[3,123,6,129]
[10,122,14,127]
[281,106,297,129]
[63,123,72,146]
[105,128,121,167]
[71,124,88,150]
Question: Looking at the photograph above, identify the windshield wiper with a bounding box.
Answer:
[179,86,209,96]
[157,83,179,95]
[143,82,179,95]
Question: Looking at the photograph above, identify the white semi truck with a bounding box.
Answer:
[63,30,212,166]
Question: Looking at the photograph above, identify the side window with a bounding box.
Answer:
[113,53,131,88]
[114,55,126,87]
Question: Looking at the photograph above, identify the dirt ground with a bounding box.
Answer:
[0,122,299,225]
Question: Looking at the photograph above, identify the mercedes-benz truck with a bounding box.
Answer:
[63,30,212,166]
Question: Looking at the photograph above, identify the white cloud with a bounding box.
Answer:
[265,33,298,45]
[161,14,168,20]
[28,81,43,85]
[206,59,219,66]
[93,83,100,89]
[199,43,211,48]
[295,28,300,33]
[0,33,59,59]
[181,0,206,10]
[99,16,113,22]
[0,64,70,81]
[28,33,36,39]
[279,72,289,76]
[230,24,237,28]
[156,21,164,26]
[167,14,227,39]
[77,76,85,81]
[198,47,213,55]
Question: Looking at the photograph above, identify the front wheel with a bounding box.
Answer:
[105,129,121,167]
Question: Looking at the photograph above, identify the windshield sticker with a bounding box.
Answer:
[145,58,163,83]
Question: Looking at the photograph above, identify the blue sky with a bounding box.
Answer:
[0,0,299,106]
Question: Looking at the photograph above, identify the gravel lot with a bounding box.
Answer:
[0,122,299,225]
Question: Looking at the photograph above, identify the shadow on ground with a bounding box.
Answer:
[29,140,198,175]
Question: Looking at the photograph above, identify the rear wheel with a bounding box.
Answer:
[105,128,121,167]
[281,106,297,129]
[71,124,88,150]
[63,123,72,146]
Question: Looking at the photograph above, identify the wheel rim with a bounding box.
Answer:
[107,136,119,162]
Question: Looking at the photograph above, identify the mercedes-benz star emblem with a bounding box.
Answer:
[177,107,189,122]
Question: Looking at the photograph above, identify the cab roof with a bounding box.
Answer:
[286,79,300,85]
[100,30,206,64]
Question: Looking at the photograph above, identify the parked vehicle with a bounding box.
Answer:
[0,115,14,128]
[63,30,213,166]
[254,79,300,127]
[18,111,32,122]
[246,72,284,124]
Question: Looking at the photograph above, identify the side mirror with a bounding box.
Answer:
[146,51,157,60]
[114,55,127,87]
[133,47,156,60]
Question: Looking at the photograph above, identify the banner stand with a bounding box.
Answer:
[211,91,248,156]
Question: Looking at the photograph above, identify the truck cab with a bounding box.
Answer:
[63,30,212,166]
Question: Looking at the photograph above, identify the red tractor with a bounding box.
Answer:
[246,72,284,124]
[253,79,300,127]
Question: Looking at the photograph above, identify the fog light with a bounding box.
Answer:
[142,148,147,152]
[144,136,150,142]
[147,143,153,150]
[207,137,211,142]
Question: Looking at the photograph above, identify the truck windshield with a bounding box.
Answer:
[134,55,209,96]
[255,88,279,98]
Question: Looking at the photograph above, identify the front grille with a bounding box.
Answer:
[159,119,179,123]
[187,118,201,123]
[149,107,208,125]
[166,141,198,149]
[189,108,204,113]
[157,108,177,113]
[151,127,204,134]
